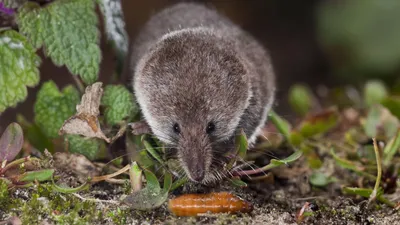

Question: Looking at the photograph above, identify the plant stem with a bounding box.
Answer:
[368,138,382,205]
[72,75,85,93]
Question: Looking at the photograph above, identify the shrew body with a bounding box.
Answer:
[131,3,276,184]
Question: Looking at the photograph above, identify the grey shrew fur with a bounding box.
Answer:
[131,3,276,184]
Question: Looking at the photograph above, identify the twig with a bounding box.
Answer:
[71,75,85,93]
[91,164,130,183]
[72,193,120,205]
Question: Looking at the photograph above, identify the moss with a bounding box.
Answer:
[0,179,11,217]
[16,184,102,224]
[107,207,130,225]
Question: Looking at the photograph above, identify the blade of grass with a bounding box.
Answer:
[368,138,382,206]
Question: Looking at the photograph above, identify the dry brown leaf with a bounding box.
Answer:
[59,82,110,143]
[53,152,102,182]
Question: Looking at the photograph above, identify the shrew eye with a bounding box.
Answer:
[206,122,215,134]
[173,123,180,134]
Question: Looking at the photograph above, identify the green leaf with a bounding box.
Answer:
[34,81,80,139]
[170,177,188,191]
[309,172,334,187]
[229,178,248,188]
[296,108,340,138]
[0,30,41,113]
[0,122,23,162]
[330,148,376,181]
[17,0,101,84]
[342,187,395,207]
[16,114,54,153]
[235,129,248,160]
[66,134,104,161]
[363,80,388,107]
[19,169,54,182]
[288,84,313,116]
[52,180,90,194]
[257,150,303,172]
[143,140,163,165]
[383,129,400,166]
[381,97,400,119]
[101,85,138,125]
[122,169,169,210]
[268,111,292,140]
[162,171,172,192]
[363,106,381,138]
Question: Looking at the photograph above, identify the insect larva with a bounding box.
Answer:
[168,192,253,217]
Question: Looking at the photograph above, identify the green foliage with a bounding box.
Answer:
[309,172,335,187]
[101,85,138,125]
[18,184,101,225]
[363,80,388,107]
[296,109,340,138]
[66,134,104,160]
[122,169,172,210]
[19,169,54,182]
[381,97,400,119]
[363,106,381,138]
[288,84,313,116]
[34,81,80,139]
[269,111,292,140]
[0,30,41,113]
[383,130,400,166]
[17,115,54,152]
[17,0,101,84]
[0,179,9,208]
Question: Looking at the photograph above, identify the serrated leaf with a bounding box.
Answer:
[0,30,41,113]
[19,169,54,182]
[66,134,104,161]
[17,0,101,84]
[34,81,80,139]
[288,84,313,116]
[0,122,23,162]
[101,85,138,125]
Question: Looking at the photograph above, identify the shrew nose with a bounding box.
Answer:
[190,169,205,182]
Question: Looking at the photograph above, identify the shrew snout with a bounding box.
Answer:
[174,123,213,183]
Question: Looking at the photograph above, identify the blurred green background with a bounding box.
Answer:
[1,0,400,132]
